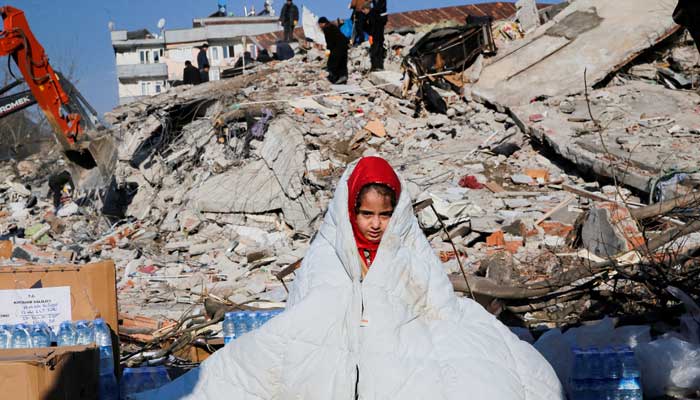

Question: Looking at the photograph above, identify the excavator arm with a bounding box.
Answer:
[0,5,116,180]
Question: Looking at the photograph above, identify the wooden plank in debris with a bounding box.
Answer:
[484,181,506,193]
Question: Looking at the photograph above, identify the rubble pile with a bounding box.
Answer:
[1,3,700,393]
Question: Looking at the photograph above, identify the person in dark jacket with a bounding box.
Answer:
[362,0,387,71]
[197,44,210,83]
[183,61,202,85]
[279,0,299,42]
[318,17,349,84]
[48,171,73,210]
[674,0,700,54]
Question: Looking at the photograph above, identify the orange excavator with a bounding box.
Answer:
[0,5,116,186]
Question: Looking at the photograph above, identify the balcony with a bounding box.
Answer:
[117,63,168,80]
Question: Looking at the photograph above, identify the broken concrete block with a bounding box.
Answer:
[178,209,203,234]
[261,117,305,200]
[515,0,541,32]
[288,98,338,116]
[511,174,535,185]
[581,202,644,258]
[282,192,322,234]
[306,151,331,172]
[57,202,79,217]
[504,198,532,209]
[190,160,286,213]
[482,251,516,284]
[427,114,450,127]
[165,241,193,252]
[119,114,162,162]
[368,71,404,98]
[189,241,227,256]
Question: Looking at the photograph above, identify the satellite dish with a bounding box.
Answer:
[108,21,115,31]
[157,18,166,30]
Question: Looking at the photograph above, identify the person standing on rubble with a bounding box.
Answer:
[134,156,564,400]
[279,0,299,42]
[349,0,369,46]
[197,44,210,83]
[318,17,349,84]
[182,61,202,85]
[362,0,387,71]
[674,0,700,54]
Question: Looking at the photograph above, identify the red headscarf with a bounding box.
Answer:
[347,157,401,265]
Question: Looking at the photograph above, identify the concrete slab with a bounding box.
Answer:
[512,82,700,194]
[473,0,679,107]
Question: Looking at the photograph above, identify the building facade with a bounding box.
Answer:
[111,16,280,105]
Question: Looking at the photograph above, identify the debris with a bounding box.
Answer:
[510,174,535,185]
[364,119,386,137]
[515,0,541,33]
[473,0,680,107]
[580,202,644,258]
[458,175,484,189]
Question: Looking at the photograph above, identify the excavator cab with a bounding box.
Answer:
[0,5,117,188]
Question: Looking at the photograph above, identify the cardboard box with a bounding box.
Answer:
[0,260,118,331]
[0,260,120,374]
[0,345,98,400]
[0,241,11,259]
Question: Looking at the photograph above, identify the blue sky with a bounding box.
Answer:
[12,0,554,115]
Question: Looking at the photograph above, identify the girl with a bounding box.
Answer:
[136,156,564,400]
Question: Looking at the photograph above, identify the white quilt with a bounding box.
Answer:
[134,159,564,399]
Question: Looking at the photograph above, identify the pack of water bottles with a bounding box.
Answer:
[0,319,101,348]
[570,346,643,400]
[222,309,284,344]
[0,319,119,399]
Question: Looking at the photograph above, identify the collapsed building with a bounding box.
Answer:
[1,0,700,398]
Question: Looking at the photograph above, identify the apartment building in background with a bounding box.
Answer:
[110,3,279,105]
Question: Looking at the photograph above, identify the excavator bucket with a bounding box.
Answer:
[63,130,119,190]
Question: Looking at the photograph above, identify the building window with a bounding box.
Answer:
[141,82,148,95]
[153,50,160,63]
[212,47,219,61]
[155,83,162,93]
[139,50,151,64]
[223,45,235,59]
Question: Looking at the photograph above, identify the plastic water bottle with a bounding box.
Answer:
[75,320,94,345]
[0,325,11,349]
[37,322,55,345]
[222,312,236,344]
[57,321,77,346]
[10,324,31,348]
[234,312,248,338]
[618,347,642,400]
[94,318,118,400]
[259,311,272,325]
[247,311,260,331]
[120,366,171,399]
[619,347,640,378]
[30,324,51,348]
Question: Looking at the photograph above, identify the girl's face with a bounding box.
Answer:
[355,187,394,243]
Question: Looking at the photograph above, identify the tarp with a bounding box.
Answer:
[302,6,326,47]
[133,158,564,400]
